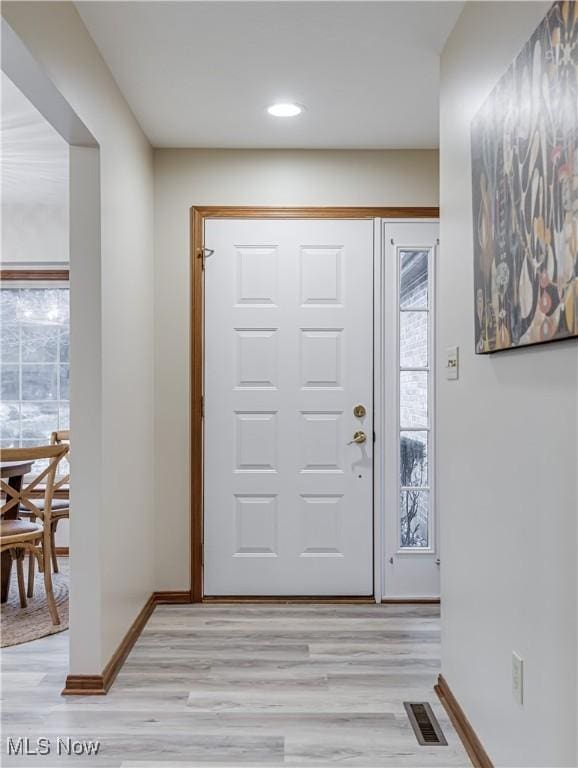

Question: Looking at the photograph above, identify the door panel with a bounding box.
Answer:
[203,219,374,595]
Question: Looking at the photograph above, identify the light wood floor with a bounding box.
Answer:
[1,603,470,766]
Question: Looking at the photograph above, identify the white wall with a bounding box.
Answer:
[154,148,439,590]
[439,4,577,766]
[2,2,155,674]
[1,72,70,264]
[69,145,102,673]
[2,203,68,263]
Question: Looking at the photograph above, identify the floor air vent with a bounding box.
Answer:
[403,702,448,746]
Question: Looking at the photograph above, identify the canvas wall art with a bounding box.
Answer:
[471,1,578,353]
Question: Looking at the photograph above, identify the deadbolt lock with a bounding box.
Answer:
[353,404,366,418]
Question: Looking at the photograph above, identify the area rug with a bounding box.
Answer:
[1,558,69,647]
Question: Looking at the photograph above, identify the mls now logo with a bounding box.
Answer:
[7,737,101,756]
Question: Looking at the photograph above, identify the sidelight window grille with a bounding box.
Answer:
[398,250,432,550]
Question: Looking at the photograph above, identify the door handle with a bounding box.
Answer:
[348,431,367,445]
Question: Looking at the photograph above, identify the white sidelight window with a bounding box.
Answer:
[381,221,439,600]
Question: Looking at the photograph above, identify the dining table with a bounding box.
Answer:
[1,459,34,603]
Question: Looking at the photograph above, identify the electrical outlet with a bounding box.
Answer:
[512,652,524,705]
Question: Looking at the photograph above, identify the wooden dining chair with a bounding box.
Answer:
[23,431,70,597]
[47,430,70,574]
[1,444,69,625]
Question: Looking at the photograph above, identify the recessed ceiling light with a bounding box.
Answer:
[267,103,303,118]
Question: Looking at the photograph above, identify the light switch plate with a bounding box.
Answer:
[446,346,459,380]
[512,652,524,705]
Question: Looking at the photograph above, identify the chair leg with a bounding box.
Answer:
[43,543,60,626]
[50,522,59,573]
[16,553,27,608]
[27,550,35,598]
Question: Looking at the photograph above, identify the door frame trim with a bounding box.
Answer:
[190,206,439,602]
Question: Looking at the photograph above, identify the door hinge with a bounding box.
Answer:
[198,247,214,270]
[200,395,204,418]
[373,431,376,443]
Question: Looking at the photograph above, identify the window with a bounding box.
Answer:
[398,250,432,549]
[1,285,69,461]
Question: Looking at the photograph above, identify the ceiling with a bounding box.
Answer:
[77,1,464,149]
[1,73,68,206]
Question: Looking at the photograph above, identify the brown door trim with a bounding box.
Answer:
[190,205,439,602]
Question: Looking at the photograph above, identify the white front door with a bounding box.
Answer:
[203,219,374,596]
